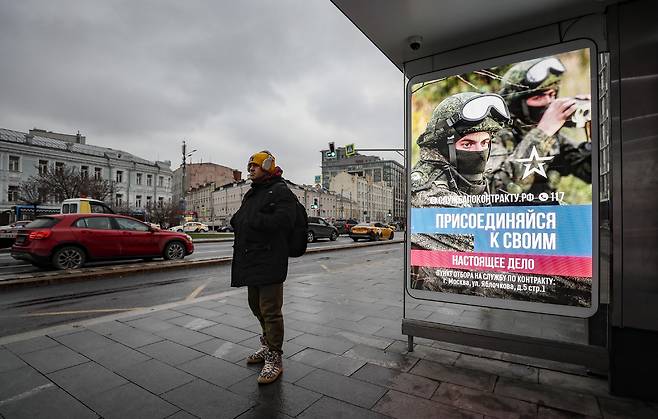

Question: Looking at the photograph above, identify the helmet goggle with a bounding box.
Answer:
[458,93,511,123]
[432,93,510,165]
[525,57,565,85]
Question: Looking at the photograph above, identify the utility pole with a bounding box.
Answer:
[181,141,187,203]
[180,140,197,223]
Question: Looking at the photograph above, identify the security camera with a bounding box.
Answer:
[407,35,423,51]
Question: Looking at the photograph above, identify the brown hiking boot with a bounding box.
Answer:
[246,336,268,364]
[257,350,283,384]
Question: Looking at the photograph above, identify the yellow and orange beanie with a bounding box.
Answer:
[247,150,277,174]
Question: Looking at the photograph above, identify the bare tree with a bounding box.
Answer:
[80,175,117,202]
[30,165,118,204]
[18,177,49,219]
[38,165,81,201]
[145,201,178,228]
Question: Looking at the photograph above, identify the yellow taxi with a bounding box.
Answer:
[349,222,395,242]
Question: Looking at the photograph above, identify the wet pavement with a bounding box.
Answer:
[1,246,656,418]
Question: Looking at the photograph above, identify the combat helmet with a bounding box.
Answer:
[498,56,565,122]
[417,92,510,166]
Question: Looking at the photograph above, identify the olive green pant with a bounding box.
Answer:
[247,283,284,354]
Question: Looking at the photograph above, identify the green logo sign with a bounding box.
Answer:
[345,143,356,157]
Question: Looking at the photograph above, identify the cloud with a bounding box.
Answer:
[0,0,403,183]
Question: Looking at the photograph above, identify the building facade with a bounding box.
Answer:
[329,171,393,223]
[209,179,352,226]
[0,128,173,221]
[172,162,241,201]
[188,182,216,223]
[320,147,405,222]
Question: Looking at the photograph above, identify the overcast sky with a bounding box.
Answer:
[0,0,403,184]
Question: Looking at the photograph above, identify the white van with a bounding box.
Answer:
[60,198,114,214]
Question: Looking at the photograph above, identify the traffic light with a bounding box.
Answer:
[325,142,337,159]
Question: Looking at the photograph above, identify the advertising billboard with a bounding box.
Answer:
[407,41,598,317]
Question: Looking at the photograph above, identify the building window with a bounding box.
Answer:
[55,162,65,173]
[8,185,19,202]
[158,176,164,187]
[115,194,123,207]
[81,165,89,178]
[167,177,171,188]
[158,196,164,207]
[94,167,102,180]
[146,196,152,206]
[38,160,49,175]
[116,171,123,183]
[135,195,142,208]
[9,156,20,172]
[136,173,142,185]
[146,174,153,186]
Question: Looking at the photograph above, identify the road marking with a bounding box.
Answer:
[320,263,331,272]
[0,383,55,406]
[186,281,210,301]
[0,264,32,270]
[23,308,143,317]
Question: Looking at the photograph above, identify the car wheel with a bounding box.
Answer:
[352,237,359,242]
[52,246,86,270]
[329,231,338,241]
[389,232,394,240]
[307,231,315,243]
[164,241,186,260]
[177,229,183,232]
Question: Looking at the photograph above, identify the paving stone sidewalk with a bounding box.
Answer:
[1,250,656,419]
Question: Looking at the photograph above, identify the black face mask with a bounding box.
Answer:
[455,149,489,176]
[526,104,547,124]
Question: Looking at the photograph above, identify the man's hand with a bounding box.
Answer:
[537,98,577,136]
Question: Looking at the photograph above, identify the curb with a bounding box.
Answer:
[0,239,403,291]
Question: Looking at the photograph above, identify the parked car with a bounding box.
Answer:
[332,218,359,235]
[168,221,209,233]
[0,220,32,248]
[307,216,339,242]
[11,214,194,270]
[349,222,395,241]
[217,225,234,232]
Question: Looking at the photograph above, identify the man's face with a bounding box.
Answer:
[455,132,491,152]
[248,164,267,181]
[525,88,557,108]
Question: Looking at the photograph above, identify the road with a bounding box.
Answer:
[0,236,365,281]
[0,243,403,338]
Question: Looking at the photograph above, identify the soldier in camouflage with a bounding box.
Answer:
[487,56,592,196]
[411,92,510,252]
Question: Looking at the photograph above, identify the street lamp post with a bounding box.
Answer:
[180,140,197,223]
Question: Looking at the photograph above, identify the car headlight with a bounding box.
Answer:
[185,234,193,241]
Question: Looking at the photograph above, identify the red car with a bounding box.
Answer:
[11,214,194,270]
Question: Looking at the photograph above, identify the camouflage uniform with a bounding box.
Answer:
[411,92,508,252]
[487,58,592,196]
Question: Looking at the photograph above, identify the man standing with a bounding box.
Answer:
[410,92,510,291]
[488,56,592,196]
[230,150,296,384]
[411,92,510,254]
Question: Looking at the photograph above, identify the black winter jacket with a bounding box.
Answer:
[230,176,296,287]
